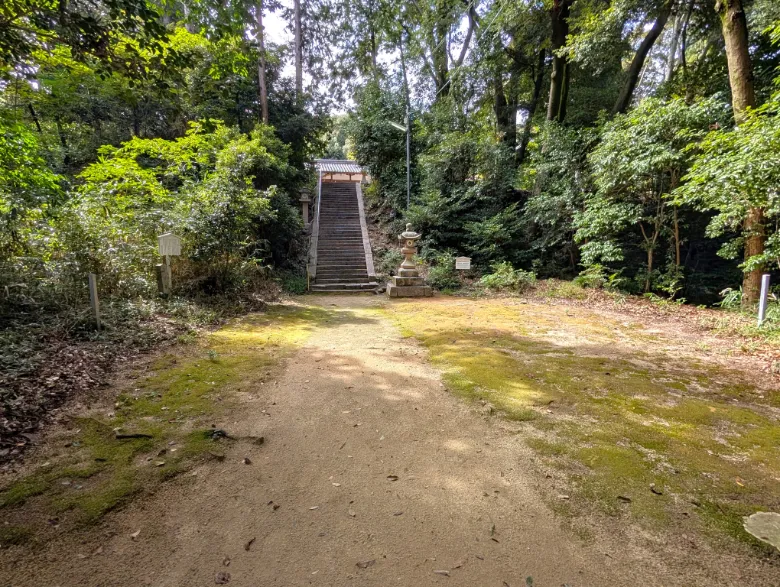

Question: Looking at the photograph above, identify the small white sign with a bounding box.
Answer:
[455,257,471,270]
[158,233,182,256]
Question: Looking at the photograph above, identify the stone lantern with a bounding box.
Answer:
[299,188,312,226]
[387,224,432,297]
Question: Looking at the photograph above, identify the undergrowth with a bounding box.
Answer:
[0,304,327,538]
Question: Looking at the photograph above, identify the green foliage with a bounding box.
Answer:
[521,122,592,276]
[279,272,308,295]
[426,251,460,291]
[479,262,536,292]
[348,80,410,213]
[0,0,172,73]
[674,93,780,272]
[376,248,404,276]
[573,264,625,290]
[0,117,64,257]
[576,97,724,291]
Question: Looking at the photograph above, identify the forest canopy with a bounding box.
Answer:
[1,0,780,316]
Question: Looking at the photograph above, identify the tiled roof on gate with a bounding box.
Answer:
[314,159,365,174]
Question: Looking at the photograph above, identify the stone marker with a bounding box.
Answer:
[743,511,780,550]
[386,224,432,298]
[299,188,312,226]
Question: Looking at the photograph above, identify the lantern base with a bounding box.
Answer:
[386,276,432,298]
[398,268,420,277]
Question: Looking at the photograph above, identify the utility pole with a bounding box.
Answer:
[405,108,410,210]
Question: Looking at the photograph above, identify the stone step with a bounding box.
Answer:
[319,240,364,245]
[316,279,371,285]
[317,250,365,255]
[317,255,366,260]
[310,282,379,292]
[317,271,369,279]
[316,265,367,272]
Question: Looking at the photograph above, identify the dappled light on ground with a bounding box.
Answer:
[385,297,780,554]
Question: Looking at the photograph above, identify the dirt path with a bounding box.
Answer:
[1,295,636,587]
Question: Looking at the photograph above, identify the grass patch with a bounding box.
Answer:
[0,525,33,546]
[384,297,780,552]
[0,303,328,534]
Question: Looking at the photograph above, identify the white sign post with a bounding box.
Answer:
[758,273,771,326]
[455,257,471,270]
[156,233,182,297]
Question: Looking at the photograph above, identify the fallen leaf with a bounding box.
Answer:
[433,570,450,576]
[309,506,319,510]
[244,537,256,551]
[130,529,141,540]
[387,475,399,482]
[356,559,376,569]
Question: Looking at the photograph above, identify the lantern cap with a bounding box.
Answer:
[400,223,420,240]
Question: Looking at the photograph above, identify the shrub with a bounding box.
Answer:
[479,262,536,292]
[376,248,403,276]
[573,264,625,290]
[427,252,460,291]
[279,272,307,295]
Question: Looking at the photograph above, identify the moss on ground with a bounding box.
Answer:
[385,297,780,553]
[0,304,327,532]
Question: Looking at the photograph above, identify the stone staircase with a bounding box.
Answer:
[311,182,378,292]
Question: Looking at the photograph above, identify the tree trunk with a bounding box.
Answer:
[671,172,681,267]
[256,2,269,124]
[666,11,684,82]
[517,49,546,165]
[547,0,574,122]
[716,0,762,303]
[433,20,449,98]
[673,205,681,267]
[613,0,673,114]
[27,103,42,133]
[493,66,511,143]
[646,247,654,293]
[294,0,303,102]
[506,60,520,152]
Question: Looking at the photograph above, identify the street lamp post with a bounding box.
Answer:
[389,111,411,210]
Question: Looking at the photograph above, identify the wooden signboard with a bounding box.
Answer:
[455,257,471,270]
[158,233,182,257]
